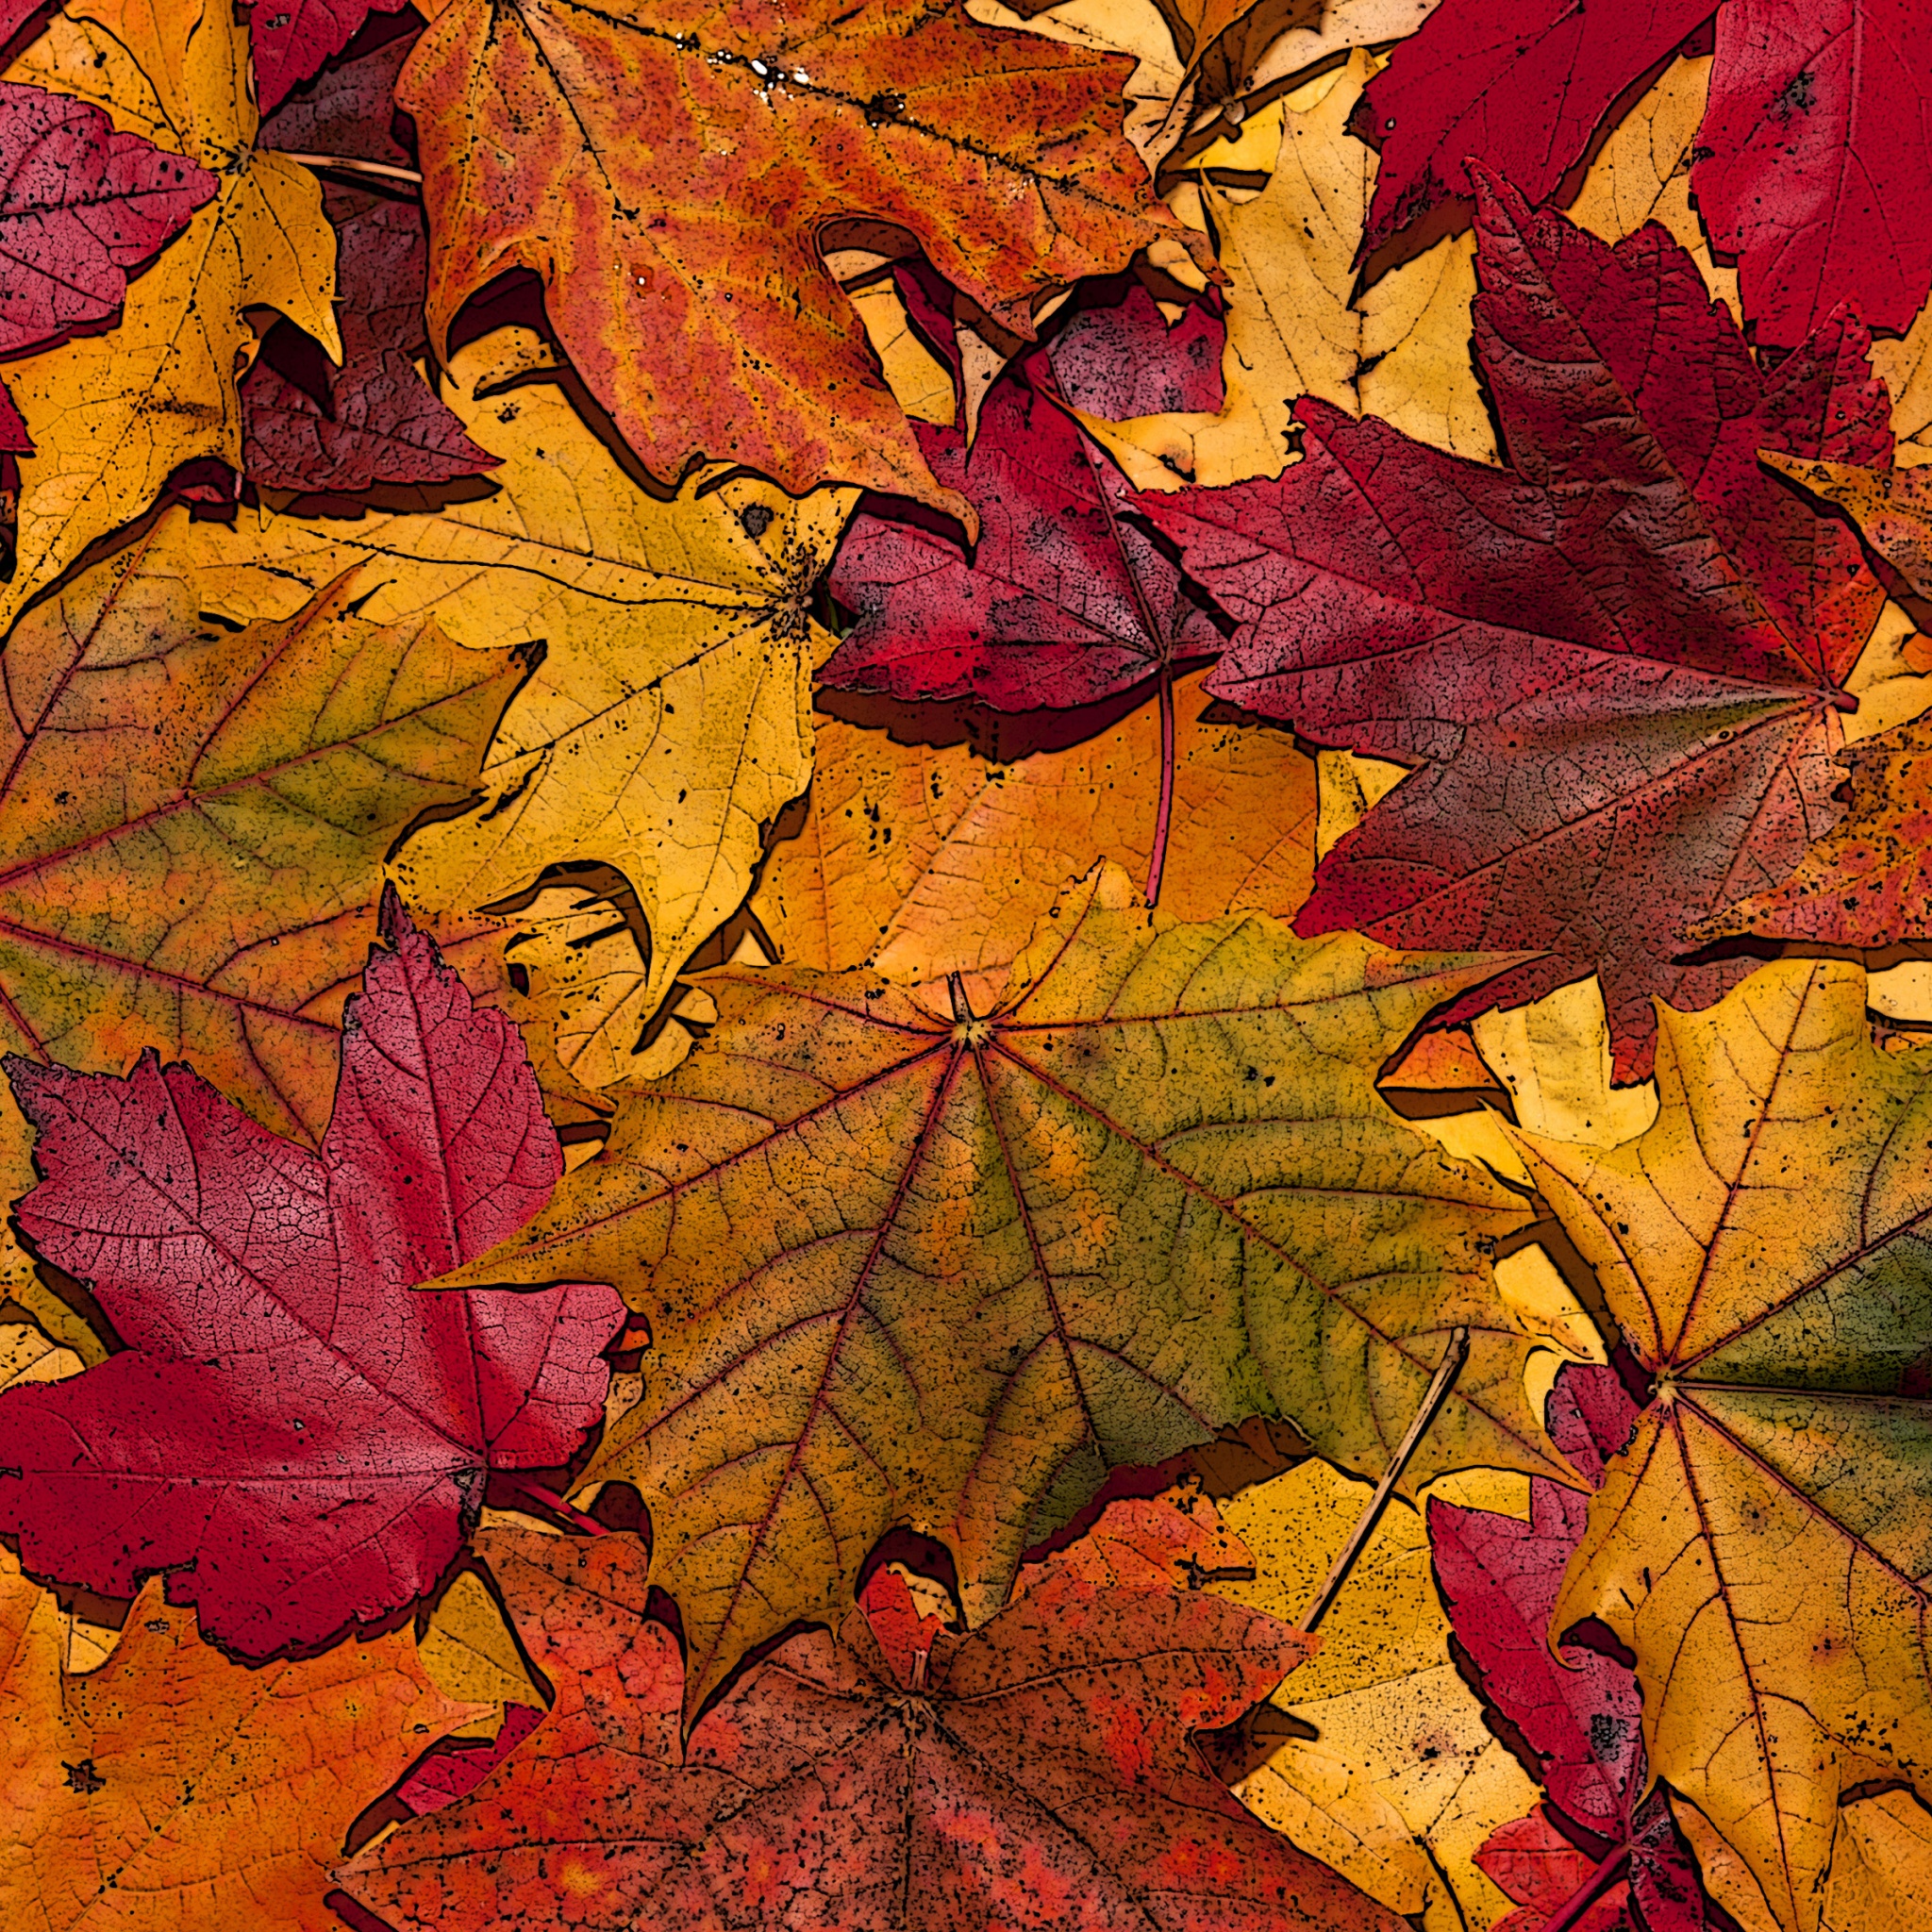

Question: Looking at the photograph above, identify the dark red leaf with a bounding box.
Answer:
[343,1527,1407,1929]
[824,361,1220,714]
[1141,176,1890,1078]
[0,79,214,357]
[0,892,624,1659]
[1049,284,1225,422]
[245,38,497,493]
[1693,0,1932,346]
[1349,0,1710,260]
[0,376,29,454]
[256,18,415,165]
[251,0,413,115]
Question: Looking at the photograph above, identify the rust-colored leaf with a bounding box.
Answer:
[342,1525,1405,1929]
[396,0,1204,513]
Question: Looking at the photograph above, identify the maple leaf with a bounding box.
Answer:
[824,341,1222,715]
[1512,960,1932,1931]
[0,509,529,1321]
[183,327,857,1090]
[343,1524,1406,1929]
[1430,1363,1718,1929]
[822,307,1227,902]
[1141,178,1893,1079]
[0,1546,478,1932]
[435,861,1554,1706]
[0,0,339,640]
[752,665,1314,986]
[1349,0,1711,261]
[0,79,213,356]
[243,28,498,494]
[0,891,624,1658]
[394,0,1202,515]
[251,0,412,113]
[1693,0,1932,347]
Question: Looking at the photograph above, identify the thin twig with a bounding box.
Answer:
[1298,1326,1471,1634]
[1146,660,1176,907]
[271,149,424,185]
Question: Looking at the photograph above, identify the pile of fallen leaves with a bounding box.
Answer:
[3,0,1932,1926]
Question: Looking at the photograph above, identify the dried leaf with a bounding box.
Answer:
[397,0,1199,514]
[1083,57,1493,491]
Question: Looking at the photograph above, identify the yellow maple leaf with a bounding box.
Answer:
[183,328,858,1086]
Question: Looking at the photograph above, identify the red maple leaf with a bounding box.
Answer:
[1354,0,1932,349]
[0,80,215,357]
[1141,176,1890,1078]
[1430,1365,1715,1930]
[0,890,623,1659]
[824,265,1224,902]
[342,1527,1406,1929]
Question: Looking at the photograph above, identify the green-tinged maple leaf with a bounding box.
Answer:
[441,862,1557,1707]
[0,511,524,1327]
[1515,961,1932,1932]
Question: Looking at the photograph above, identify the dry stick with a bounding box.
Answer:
[1297,1326,1471,1635]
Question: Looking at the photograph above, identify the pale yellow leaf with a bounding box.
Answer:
[1212,1458,1536,1929]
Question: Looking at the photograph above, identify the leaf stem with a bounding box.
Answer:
[1298,1326,1470,1634]
[270,150,425,185]
[1146,660,1175,907]
[947,972,973,1025]
[496,1473,608,1535]
[1540,1842,1632,1932]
